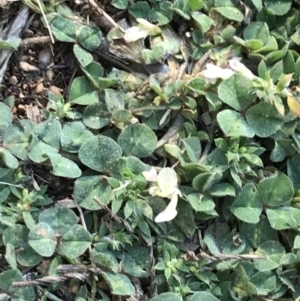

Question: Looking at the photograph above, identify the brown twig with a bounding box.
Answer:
[130,106,167,115]
[182,250,267,262]
[156,113,184,149]
[93,197,134,233]
[20,36,52,47]
[93,196,122,224]
[192,50,211,75]
[84,0,125,33]
[13,265,104,287]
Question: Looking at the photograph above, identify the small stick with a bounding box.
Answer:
[20,36,52,47]
[156,114,184,149]
[130,106,167,115]
[192,50,211,75]
[182,250,267,262]
[84,0,125,33]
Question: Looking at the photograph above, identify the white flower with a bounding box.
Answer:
[202,57,256,84]
[154,191,179,223]
[142,167,182,223]
[202,63,235,84]
[228,58,255,80]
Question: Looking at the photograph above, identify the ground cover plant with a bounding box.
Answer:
[1,0,300,300]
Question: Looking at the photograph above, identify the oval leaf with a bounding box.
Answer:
[118,124,157,158]
[69,76,99,105]
[28,222,56,257]
[246,102,284,138]
[217,110,255,137]
[79,136,122,172]
[60,225,92,259]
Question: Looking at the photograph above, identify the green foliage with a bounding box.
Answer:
[2,0,300,300]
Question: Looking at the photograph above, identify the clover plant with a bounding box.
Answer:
[1,0,300,300]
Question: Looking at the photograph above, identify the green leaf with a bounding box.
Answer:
[217,110,255,137]
[288,153,300,188]
[190,292,220,301]
[33,118,62,148]
[112,0,128,9]
[83,102,112,129]
[243,22,270,44]
[28,136,58,163]
[250,271,276,295]
[39,207,78,236]
[60,225,92,259]
[0,148,18,169]
[28,222,57,257]
[118,124,157,158]
[0,37,20,50]
[218,74,256,111]
[188,0,203,11]
[258,172,294,207]
[192,12,213,33]
[264,0,292,16]
[252,0,262,10]
[78,25,102,51]
[208,182,236,197]
[186,78,206,94]
[92,245,118,272]
[244,39,264,50]
[74,175,112,210]
[149,292,183,301]
[174,201,196,237]
[246,102,284,137]
[79,136,122,172]
[69,77,99,105]
[188,194,215,212]
[129,1,150,19]
[213,7,244,22]
[0,102,12,131]
[48,153,82,178]
[182,137,201,163]
[50,16,76,42]
[73,44,93,67]
[254,240,285,271]
[233,265,258,298]
[105,89,124,113]
[172,0,190,19]
[83,61,104,88]
[61,121,93,153]
[123,246,151,277]
[0,269,36,300]
[240,215,278,249]
[266,207,300,230]
[102,272,135,295]
[231,183,262,224]
[3,225,42,267]
[3,120,35,160]
[5,243,17,269]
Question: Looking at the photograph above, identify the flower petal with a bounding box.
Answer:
[157,168,178,196]
[124,26,148,42]
[228,58,255,80]
[155,192,179,223]
[202,63,235,81]
[142,167,158,182]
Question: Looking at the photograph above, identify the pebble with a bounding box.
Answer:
[46,69,54,81]
[38,48,51,65]
[49,85,62,97]
[19,61,39,72]
[9,75,18,85]
[35,82,44,94]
